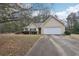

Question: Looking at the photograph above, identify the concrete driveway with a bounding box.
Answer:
[26,35,79,56]
[51,35,79,56]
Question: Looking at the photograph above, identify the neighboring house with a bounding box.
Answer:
[23,16,65,34]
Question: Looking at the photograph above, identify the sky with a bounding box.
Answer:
[53,3,78,12]
[31,3,79,25]
[53,3,79,21]
[32,3,79,21]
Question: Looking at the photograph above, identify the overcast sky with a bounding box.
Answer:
[54,3,79,20]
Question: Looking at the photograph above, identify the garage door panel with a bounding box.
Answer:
[44,28,61,34]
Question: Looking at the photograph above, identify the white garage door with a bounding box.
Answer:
[44,27,62,34]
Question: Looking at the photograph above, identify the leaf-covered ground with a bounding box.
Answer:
[0,34,40,56]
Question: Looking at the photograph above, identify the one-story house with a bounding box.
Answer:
[23,16,65,34]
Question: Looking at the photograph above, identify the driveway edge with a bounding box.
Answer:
[26,35,44,56]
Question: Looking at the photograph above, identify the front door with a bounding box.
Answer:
[38,27,41,34]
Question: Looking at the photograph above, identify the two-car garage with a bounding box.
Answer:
[41,16,65,35]
[43,27,62,34]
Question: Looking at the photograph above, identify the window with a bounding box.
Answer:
[30,28,36,31]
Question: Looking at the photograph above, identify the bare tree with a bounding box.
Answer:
[66,12,77,32]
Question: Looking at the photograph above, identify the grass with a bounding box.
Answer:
[0,34,40,56]
[70,34,79,39]
[64,34,79,40]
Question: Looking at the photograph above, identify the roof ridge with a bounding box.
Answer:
[51,16,65,26]
[43,16,65,26]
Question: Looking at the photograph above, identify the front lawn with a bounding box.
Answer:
[0,34,40,56]
[64,34,79,40]
[70,34,79,39]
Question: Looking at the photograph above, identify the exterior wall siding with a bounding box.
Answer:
[41,18,65,34]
